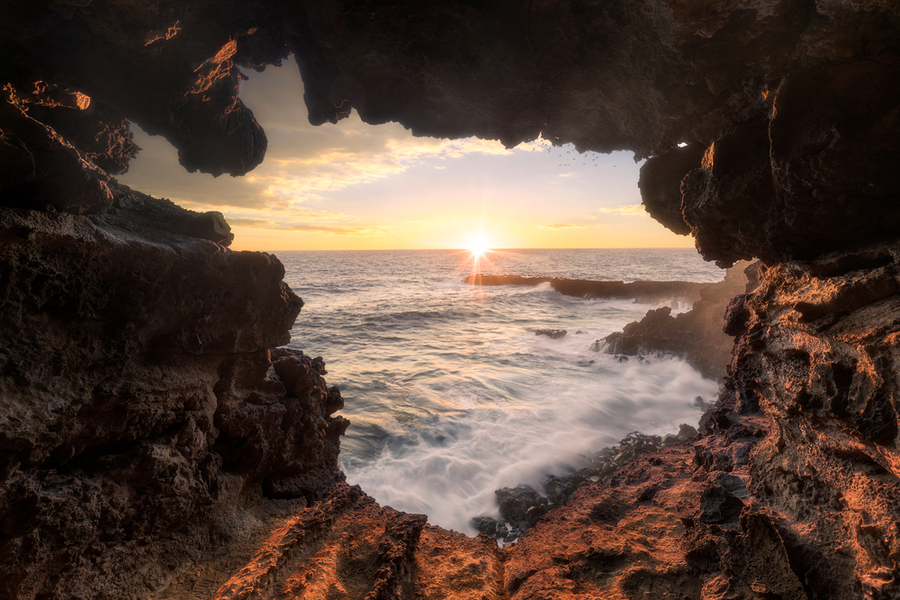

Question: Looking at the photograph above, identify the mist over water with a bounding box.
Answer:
[278,249,723,534]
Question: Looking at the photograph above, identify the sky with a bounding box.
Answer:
[116,58,693,252]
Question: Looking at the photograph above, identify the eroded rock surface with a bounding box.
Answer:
[0,189,347,599]
[1,0,900,598]
[604,262,752,380]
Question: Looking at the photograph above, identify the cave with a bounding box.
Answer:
[2,1,900,599]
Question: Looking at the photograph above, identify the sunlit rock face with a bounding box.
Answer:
[2,0,900,598]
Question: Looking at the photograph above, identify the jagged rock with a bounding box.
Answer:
[0,187,349,599]
[495,485,550,527]
[0,86,115,214]
[1,1,900,598]
[640,59,900,267]
[680,122,780,266]
[543,425,698,507]
[638,142,705,235]
[603,262,751,380]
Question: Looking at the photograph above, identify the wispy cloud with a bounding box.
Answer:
[228,217,389,236]
[230,124,514,210]
[539,223,586,231]
[121,69,516,214]
[597,204,646,216]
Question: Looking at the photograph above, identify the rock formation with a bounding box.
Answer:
[0,186,349,598]
[604,262,752,380]
[2,0,900,599]
[464,274,707,305]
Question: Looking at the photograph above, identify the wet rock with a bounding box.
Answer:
[544,427,698,506]
[470,515,500,537]
[496,485,550,526]
[535,329,567,339]
[465,275,706,305]
[604,261,751,380]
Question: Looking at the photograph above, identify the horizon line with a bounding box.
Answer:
[252,246,701,252]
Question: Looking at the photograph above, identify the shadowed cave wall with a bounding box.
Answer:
[1,1,900,598]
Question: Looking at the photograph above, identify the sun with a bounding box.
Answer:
[462,228,494,261]
[468,239,490,258]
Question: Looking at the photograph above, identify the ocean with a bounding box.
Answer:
[277,248,724,534]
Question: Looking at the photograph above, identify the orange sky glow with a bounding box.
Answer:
[117,59,694,252]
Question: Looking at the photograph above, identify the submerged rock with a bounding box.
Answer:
[535,328,567,339]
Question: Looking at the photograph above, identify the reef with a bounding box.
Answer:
[464,274,707,305]
[2,1,900,599]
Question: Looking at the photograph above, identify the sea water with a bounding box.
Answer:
[277,248,723,534]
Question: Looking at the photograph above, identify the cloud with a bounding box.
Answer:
[557,173,574,178]
[539,223,586,231]
[239,131,515,210]
[119,64,515,213]
[228,217,389,236]
[597,204,647,216]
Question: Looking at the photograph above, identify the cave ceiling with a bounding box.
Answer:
[1,0,899,263]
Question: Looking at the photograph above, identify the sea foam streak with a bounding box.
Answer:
[279,249,723,534]
[343,354,715,533]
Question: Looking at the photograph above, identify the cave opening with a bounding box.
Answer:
[6,2,900,597]
[118,60,729,536]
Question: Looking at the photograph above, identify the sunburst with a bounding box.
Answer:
[468,239,490,259]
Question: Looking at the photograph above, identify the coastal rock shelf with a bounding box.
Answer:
[2,0,900,599]
[466,268,749,380]
[604,263,752,380]
[463,274,707,304]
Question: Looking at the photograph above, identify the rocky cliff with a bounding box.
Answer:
[2,1,899,599]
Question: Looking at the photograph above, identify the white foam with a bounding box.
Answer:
[341,355,716,534]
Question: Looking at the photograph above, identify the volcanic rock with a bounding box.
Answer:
[465,274,707,305]
[2,0,900,598]
[604,261,751,380]
[0,187,348,599]
[535,329,567,339]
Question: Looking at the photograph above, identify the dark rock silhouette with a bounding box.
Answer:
[535,329,567,339]
[0,186,348,598]
[465,274,707,305]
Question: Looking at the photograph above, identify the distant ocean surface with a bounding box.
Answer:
[277,248,724,534]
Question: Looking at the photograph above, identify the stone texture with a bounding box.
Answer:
[0,188,349,599]
[604,262,751,380]
[1,0,900,598]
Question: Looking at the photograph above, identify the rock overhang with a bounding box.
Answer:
[2,1,899,266]
[2,2,900,599]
